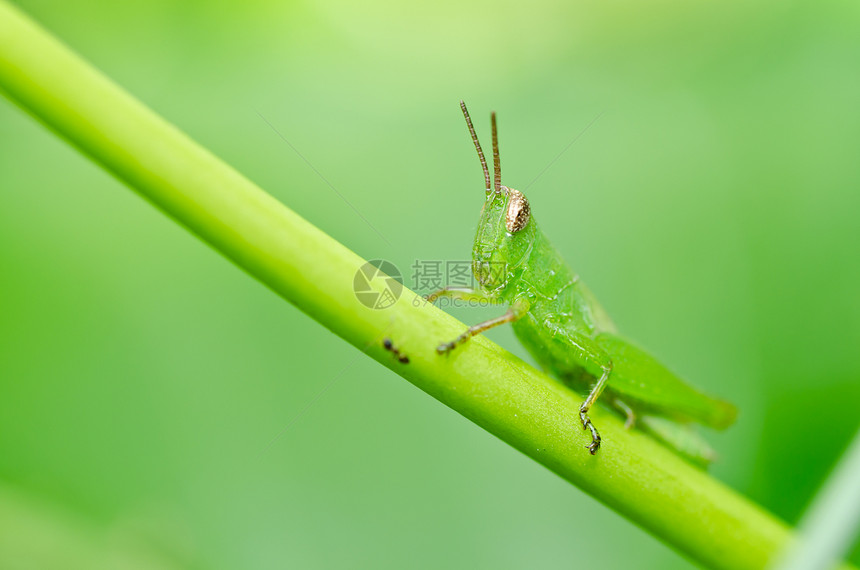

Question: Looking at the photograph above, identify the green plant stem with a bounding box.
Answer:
[771,427,860,570]
[0,3,850,570]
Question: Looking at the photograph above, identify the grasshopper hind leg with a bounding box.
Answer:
[612,397,637,430]
[639,416,718,467]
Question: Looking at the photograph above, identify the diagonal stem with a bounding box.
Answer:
[0,3,853,569]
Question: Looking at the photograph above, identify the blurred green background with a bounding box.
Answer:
[1,0,859,568]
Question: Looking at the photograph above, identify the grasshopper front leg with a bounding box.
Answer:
[435,297,529,354]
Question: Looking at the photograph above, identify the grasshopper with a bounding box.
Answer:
[428,102,737,461]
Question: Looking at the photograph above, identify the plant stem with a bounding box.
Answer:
[771,428,860,570]
[0,3,851,569]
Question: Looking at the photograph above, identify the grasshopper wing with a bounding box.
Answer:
[595,332,737,430]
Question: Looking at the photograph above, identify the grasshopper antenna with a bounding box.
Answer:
[491,111,501,193]
[460,101,491,193]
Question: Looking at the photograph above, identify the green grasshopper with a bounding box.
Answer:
[428,102,737,461]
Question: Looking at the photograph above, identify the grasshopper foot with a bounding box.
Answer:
[579,407,602,455]
[586,433,601,455]
[436,332,470,355]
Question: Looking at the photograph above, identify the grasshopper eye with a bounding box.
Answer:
[505,189,530,233]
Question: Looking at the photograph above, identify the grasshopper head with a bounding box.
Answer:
[460,102,536,294]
